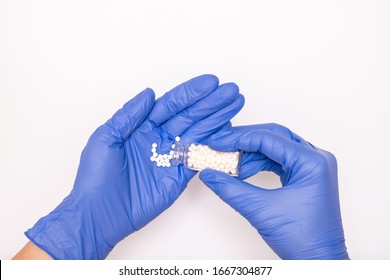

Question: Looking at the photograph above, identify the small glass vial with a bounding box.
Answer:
[172,143,241,176]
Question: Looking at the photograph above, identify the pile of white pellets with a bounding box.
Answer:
[186,144,240,176]
[149,136,240,176]
[149,136,181,167]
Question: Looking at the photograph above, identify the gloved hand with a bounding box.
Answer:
[200,124,349,259]
[26,74,244,259]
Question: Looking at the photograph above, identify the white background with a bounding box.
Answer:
[0,0,389,259]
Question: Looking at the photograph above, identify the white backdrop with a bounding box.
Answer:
[1,0,389,259]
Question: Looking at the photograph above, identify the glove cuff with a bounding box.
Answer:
[25,195,113,260]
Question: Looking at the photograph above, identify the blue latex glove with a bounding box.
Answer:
[200,124,349,259]
[26,74,244,259]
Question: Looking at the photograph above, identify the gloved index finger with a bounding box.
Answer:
[161,83,240,138]
[148,74,219,126]
[229,123,312,148]
[208,128,303,167]
[180,94,244,144]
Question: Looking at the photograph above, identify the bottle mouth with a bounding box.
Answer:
[171,142,186,166]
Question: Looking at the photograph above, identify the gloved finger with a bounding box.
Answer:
[148,74,219,127]
[161,83,240,138]
[263,123,311,147]
[238,154,284,179]
[207,128,303,168]
[199,169,268,228]
[180,94,245,144]
[209,124,312,149]
[105,88,155,141]
[222,121,233,129]
[204,125,296,179]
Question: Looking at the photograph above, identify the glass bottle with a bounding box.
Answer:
[172,142,241,176]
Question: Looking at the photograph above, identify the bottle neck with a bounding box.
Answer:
[172,142,187,165]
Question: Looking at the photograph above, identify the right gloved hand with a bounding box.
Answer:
[200,124,349,259]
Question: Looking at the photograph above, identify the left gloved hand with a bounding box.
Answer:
[26,74,244,259]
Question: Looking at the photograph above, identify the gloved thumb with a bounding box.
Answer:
[200,169,266,228]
